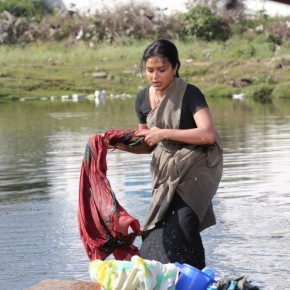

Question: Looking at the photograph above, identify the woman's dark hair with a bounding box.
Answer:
[141,39,181,77]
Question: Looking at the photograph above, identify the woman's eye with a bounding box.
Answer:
[146,67,166,73]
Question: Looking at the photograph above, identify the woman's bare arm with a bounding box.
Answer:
[105,123,153,154]
[136,108,216,147]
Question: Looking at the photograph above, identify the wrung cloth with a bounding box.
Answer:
[78,129,143,261]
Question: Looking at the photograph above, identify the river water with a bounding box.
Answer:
[0,97,289,290]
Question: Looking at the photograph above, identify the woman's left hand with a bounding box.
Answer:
[136,127,164,146]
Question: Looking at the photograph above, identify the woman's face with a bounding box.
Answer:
[145,56,176,94]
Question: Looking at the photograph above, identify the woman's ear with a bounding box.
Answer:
[173,63,180,77]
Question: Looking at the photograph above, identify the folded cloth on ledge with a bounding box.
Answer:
[89,255,177,290]
[78,129,144,261]
[217,276,260,290]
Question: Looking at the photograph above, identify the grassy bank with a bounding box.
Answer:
[1,36,290,102]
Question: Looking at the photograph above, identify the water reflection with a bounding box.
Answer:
[0,99,290,290]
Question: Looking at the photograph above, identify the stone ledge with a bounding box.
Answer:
[28,279,97,290]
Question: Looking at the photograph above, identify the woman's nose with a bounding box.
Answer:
[153,70,159,79]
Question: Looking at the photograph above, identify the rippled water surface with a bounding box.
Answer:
[0,99,289,290]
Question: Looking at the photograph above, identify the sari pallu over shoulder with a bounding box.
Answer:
[78,129,143,261]
[143,78,223,232]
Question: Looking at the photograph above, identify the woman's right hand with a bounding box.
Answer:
[103,138,115,150]
[113,143,130,151]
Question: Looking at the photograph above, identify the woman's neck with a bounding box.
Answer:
[154,78,175,99]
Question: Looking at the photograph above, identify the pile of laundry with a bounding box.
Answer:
[88,255,260,290]
[89,255,177,290]
[215,276,260,290]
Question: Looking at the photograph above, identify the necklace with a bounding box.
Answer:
[154,90,162,106]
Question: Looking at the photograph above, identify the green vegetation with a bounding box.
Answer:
[0,0,47,18]
[180,6,231,41]
[0,0,290,103]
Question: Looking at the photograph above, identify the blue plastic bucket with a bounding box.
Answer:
[175,263,215,290]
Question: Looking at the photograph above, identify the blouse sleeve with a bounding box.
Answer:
[135,88,151,124]
[179,84,209,129]
[186,85,208,115]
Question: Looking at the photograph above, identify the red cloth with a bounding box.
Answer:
[78,129,142,261]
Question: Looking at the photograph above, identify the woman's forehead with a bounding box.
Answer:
[145,56,169,67]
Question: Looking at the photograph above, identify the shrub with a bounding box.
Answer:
[252,87,273,103]
[90,2,181,43]
[0,0,47,18]
[180,6,231,41]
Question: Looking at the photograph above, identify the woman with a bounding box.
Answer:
[113,39,223,269]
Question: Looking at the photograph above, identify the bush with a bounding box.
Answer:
[0,0,47,18]
[252,87,273,103]
[90,2,180,43]
[180,6,231,41]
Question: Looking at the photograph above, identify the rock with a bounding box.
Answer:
[0,72,12,78]
[19,97,38,102]
[92,71,107,78]
[232,93,246,100]
[28,279,97,290]
[72,94,86,102]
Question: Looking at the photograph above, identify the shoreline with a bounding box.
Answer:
[1,41,290,104]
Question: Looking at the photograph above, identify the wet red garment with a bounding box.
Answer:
[78,129,143,261]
